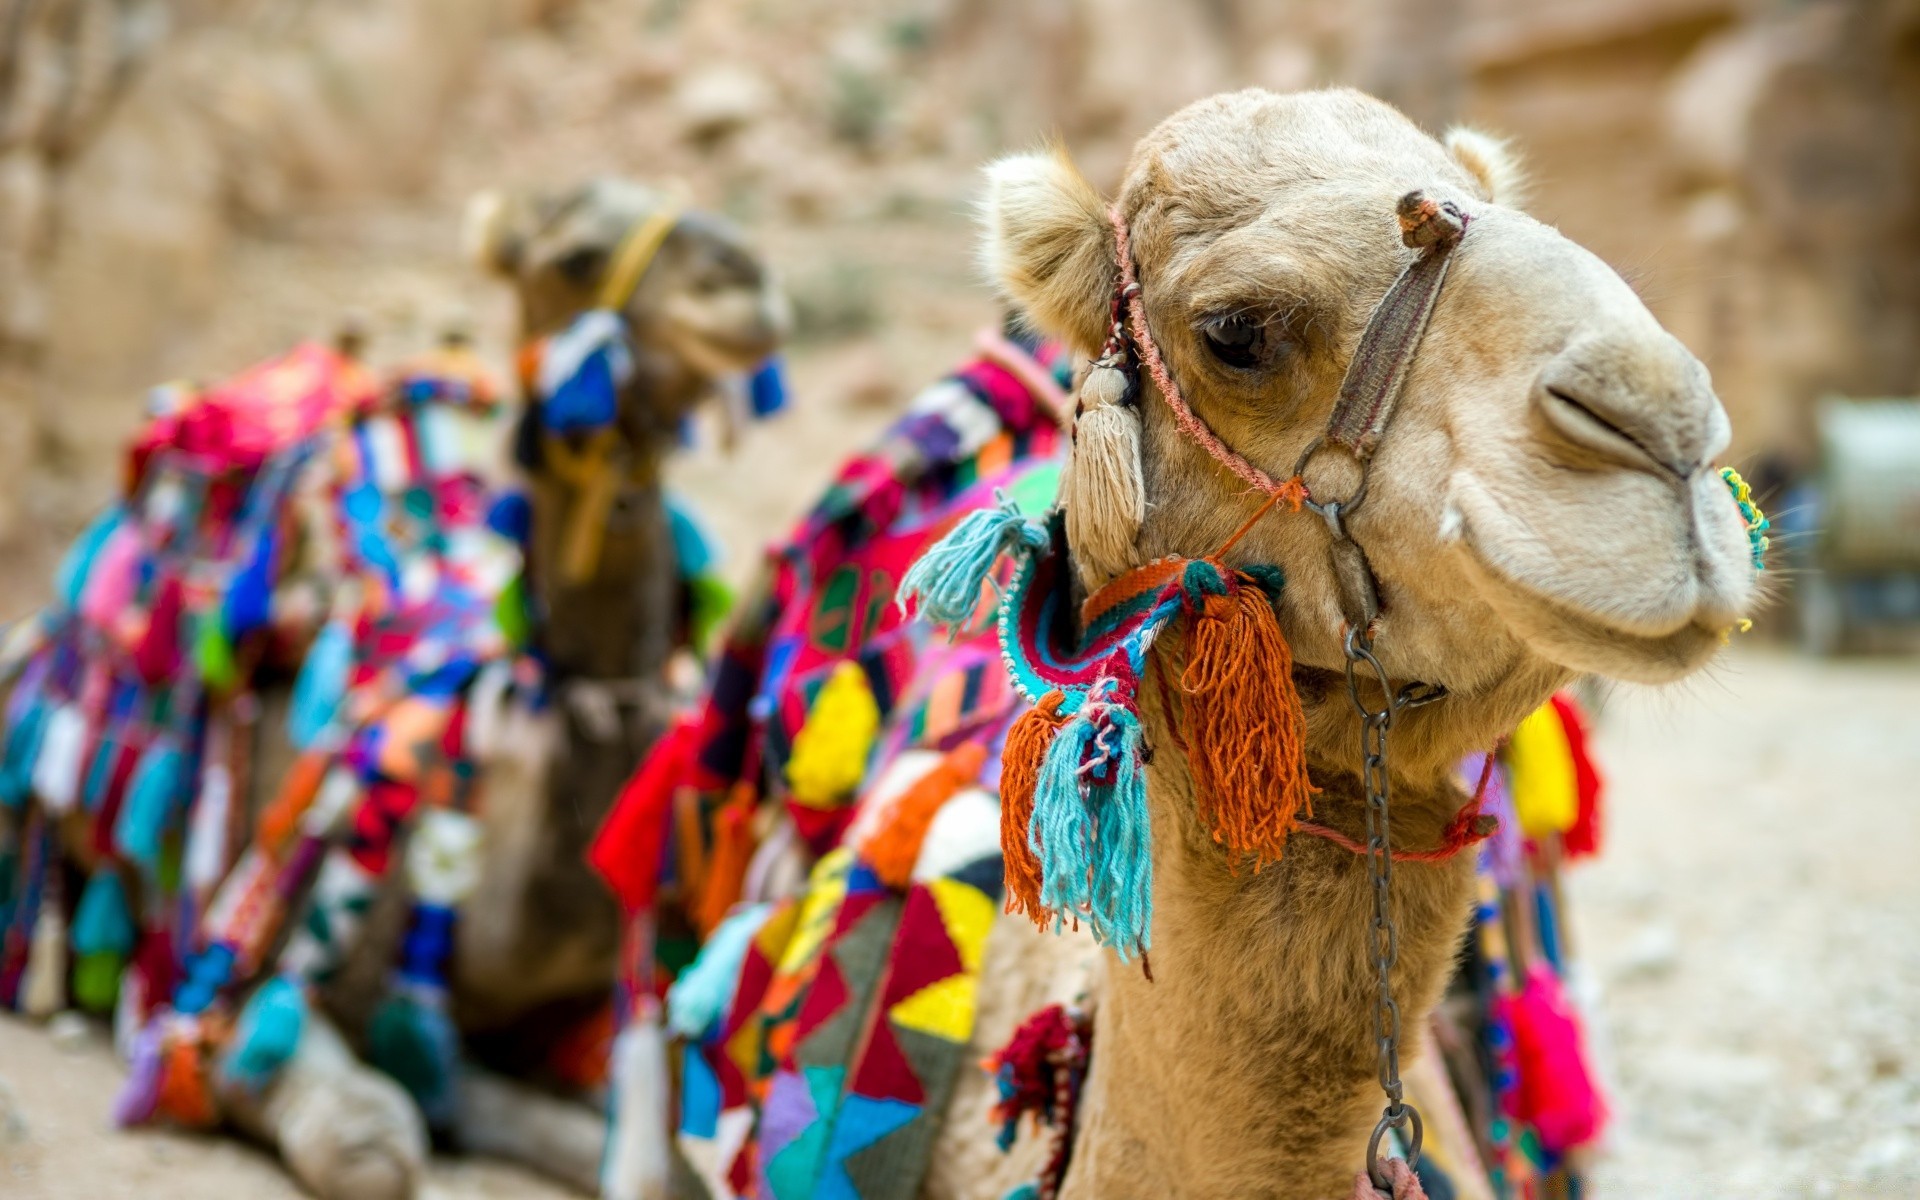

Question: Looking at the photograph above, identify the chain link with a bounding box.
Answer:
[1344,625,1444,1189]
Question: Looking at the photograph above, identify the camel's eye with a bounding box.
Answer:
[555,246,606,286]
[1202,315,1266,369]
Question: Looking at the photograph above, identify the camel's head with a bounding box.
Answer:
[467,178,789,444]
[983,88,1760,702]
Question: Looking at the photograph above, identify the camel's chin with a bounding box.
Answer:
[1454,538,1729,684]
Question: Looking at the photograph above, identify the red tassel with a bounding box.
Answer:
[1180,583,1317,866]
[999,691,1069,926]
[1551,693,1604,859]
[588,719,694,913]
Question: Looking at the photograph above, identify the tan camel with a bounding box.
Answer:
[217,178,788,1200]
[900,88,1758,1200]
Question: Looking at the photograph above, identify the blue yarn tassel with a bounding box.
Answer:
[897,498,1047,631]
[222,525,280,640]
[54,506,122,612]
[221,976,308,1092]
[71,869,136,956]
[1031,715,1097,932]
[288,620,352,749]
[0,693,50,808]
[665,493,720,580]
[369,986,461,1129]
[1029,703,1154,958]
[72,868,135,1013]
[1085,707,1152,958]
[667,902,771,1039]
[748,356,789,417]
[115,740,184,871]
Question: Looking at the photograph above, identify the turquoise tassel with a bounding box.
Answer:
[115,740,184,871]
[667,902,771,1039]
[1031,714,1097,933]
[288,620,352,749]
[666,492,720,579]
[1086,706,1152,958]
[220,976,308,1092]
[897,497,1048,631]
[82,731,119,811]
[0,694,50,808]
[368,988,461,1129]
[72,868,136,1013]
[1030,703,1153,958]
[54,506,123,612]
[72,869,136,956]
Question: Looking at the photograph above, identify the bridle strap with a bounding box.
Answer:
[1323,194,1469,460]
[597,204,682,312]
[1105,189,1471,632]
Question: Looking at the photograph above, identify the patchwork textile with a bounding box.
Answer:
[597,336,1069,1200]
[0,342,530,1126]
[0,339,722,1129]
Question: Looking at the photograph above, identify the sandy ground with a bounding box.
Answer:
[1575,648,1920,1199]
[1,645,1915,1198]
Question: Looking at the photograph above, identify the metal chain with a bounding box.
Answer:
[1344,625,1445,1190]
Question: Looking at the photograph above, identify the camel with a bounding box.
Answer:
[142,179,787,1200]
[895,86,1761,1200]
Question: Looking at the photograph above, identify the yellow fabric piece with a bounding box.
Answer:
[1507,703,1577,838]
[887,973,978,1042]
[598,205,682,311]
[927,877,996,974]
[774,848,853,976]
[785,662,880,809]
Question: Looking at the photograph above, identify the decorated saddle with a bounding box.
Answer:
[0,338,729,1131]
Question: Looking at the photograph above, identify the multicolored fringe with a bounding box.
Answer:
[897,509,1314,960]
[985,1004,1090,1200]
[1719,467,1770,572]
[1,341,556,1136]
[1431,697,1611,1198]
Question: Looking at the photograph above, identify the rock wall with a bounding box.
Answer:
[0,0,509,543]
[2,0,1911,555]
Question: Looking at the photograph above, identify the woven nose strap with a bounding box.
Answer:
[1324,193,1470,461]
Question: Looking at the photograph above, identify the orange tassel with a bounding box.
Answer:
[998,691,1070,925]
[155,1037,219,1128]
[1180,582,1317,866]
[691,784,758,937]
[863,742,987,889]
[257,751,328,857]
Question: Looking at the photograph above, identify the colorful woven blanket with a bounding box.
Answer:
[590,331,1071,1200]
[0,338,731,1132]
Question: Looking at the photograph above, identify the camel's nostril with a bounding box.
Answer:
[1538,381,1675,477]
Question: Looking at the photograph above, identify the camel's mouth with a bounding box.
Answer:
[659,290,790,381]
[1445,470,1755,683]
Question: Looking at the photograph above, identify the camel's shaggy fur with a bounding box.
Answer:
[921,88,1756,1200]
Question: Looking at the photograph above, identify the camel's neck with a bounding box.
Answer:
[1061,667,1480,1200]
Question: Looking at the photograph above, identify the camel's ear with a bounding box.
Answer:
[463,188,523,277]
[979,148,1115,354]
[1443,127,1526,207]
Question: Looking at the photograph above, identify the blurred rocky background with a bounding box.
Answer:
[3,0,1916,591]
